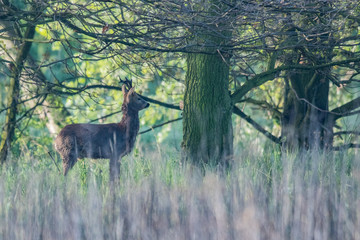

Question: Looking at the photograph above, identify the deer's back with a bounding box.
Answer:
[55,123,127,159]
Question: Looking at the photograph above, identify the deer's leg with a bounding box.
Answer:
[109,156,121,184]
[115,157,121,177]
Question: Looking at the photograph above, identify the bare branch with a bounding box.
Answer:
[333,143,360,151]
[241,98,282,120]
[50,83,181,111]
[232,106,281,144]
[88,110,122,123]
[334,131,360,136]
[139,117,182,135]
[231,58,360,103]
[331,97,360,120]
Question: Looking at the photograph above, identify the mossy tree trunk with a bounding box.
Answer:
[181,0,234,167]
[182,52,233,167]
[280,9,334,151]
[0,25,35,163]
[281,69,332,151]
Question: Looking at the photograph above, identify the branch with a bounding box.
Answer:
[88,110,122,123]
[0,35,62,43]
[59,19,191,54]
[330,96,360,120]
[333,143,360,151]
[51,83,181,111]
[231,58,360,103]
[241,98,282,120]
[232,106,281,144]
[139,95,181,111]
[231,68,279,104]
[333,131,360,136]
[16,94,47,124]
[139,117,182,135]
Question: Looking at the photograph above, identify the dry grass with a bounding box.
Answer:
[0,149,359,240]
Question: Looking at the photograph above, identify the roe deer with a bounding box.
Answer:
[54,80,149,182]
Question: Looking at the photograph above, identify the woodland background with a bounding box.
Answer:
[0,1,360,239]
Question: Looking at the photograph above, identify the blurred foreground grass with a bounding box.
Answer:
[0,147,359,240]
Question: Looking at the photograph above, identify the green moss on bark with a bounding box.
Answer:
[182,53,233,167]
[0,25,36,163]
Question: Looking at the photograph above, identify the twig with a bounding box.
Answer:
[50,83,181,111]
[48,151,61,174]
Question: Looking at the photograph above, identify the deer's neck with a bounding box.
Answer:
[119,106,140,135]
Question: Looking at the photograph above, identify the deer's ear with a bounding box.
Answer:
[122,85,128,95]
[128,87,135,96]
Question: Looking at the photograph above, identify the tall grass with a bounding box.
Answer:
[0,147,359,240]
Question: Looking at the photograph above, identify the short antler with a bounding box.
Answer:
[119,77,133,91]
[55,76,149,181]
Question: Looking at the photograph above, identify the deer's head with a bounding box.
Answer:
[121,79,150,111]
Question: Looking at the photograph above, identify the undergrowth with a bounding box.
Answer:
[0,147,359,240]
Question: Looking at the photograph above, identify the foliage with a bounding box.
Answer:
[1,2,360,237]
[0,0,359,157]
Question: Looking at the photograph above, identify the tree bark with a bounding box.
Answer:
[182,52,233,167]
[281,69,332,151]
[181,0,234,167]
[0,25,35,163]
[280,6,334,151]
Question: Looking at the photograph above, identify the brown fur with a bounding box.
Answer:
[54,85,149,180]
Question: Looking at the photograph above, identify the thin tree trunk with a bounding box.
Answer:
[0,25,35,163]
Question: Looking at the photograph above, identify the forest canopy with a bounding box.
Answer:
[0,0,360,165]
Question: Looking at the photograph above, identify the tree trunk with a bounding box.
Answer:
[281,69,332,151]
[182,52,233,167]
[0,25,35,163]
[181,0,234,167]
